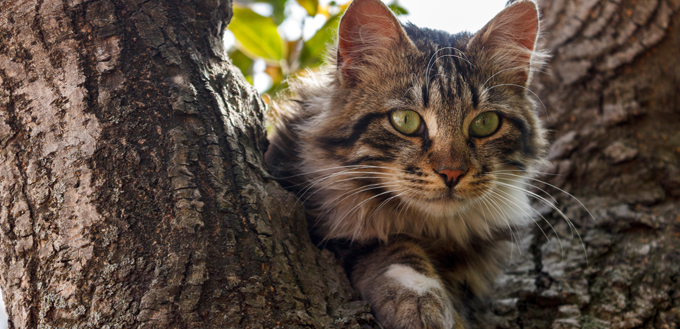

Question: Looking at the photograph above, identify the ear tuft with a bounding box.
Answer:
[337,0,409,86]
[468,0,541,85]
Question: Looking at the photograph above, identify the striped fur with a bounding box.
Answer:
[265,0,547,328]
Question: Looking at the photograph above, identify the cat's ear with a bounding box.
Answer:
[336,0,413,86]
[467,0,541,86]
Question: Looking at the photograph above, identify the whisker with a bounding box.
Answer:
[470,192,496,237]
[286,169,370,215]
[366,189,413,238]
[435,53,476,69]
[490,188,565,258]
[493,173,559,205]
[425,47,476,97]
[368,188,412,224]
[488,189,550,241]
[273,164,411,181]
[485,83,549,119]
[315,183,404,228]
[482,190,522,252]
[494,172,596,224]
[493,181,588,264]
[289,164,413,204]
[298,175,402,218]
[481,66,527,90]
[308,182,398,230]
[404,73,420,98]
[481,192,521,256]
[345,188,408,240]
[392,188,426,236]
[296,171,396,205]
[491,169,558,176]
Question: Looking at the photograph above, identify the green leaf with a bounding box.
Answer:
[254,0,288,24]
[296,0,318,16]
[229,5,286,64]
[298,12,342,69]
[388,2,409,16]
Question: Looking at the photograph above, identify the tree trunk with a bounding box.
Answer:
[0,0,375,327]
[1,0,679,328]
[484,0,680,328]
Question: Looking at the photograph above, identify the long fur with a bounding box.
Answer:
[265,1,548,327]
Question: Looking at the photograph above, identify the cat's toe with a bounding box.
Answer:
[374,289,456,329]
[362,263,457,329]
[413,292,456,329]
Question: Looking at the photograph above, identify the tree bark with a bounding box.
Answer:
[484,0,680,328]
[1,0,679,328]
[0,0,375,328]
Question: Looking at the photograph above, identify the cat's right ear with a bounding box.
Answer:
[466,0,542,86]
[336,0,413,87]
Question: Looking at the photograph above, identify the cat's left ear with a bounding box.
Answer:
[467,0,542,86]
[336,0,415,87]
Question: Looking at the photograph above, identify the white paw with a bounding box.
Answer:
[372,264,456,329]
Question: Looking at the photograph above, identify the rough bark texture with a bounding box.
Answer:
[0,0,375,328]
[1,0,680,328]
[482,0,680,328]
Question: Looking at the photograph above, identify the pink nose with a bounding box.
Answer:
[437,169,466,187]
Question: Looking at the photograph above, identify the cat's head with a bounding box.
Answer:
[277,0,548,243]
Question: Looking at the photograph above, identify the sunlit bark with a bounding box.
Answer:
[0,0,374,327]
[1,0,678,328]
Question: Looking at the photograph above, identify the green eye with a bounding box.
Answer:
[470,112,500,137]
[390,110,423,135]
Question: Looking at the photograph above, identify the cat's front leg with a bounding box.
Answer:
[351,239,463,329]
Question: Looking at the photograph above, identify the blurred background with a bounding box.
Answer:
[225,0,507,96]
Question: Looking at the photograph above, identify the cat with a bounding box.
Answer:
[265,0,548,328]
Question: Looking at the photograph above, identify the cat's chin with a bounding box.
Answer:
[422,189,467,203]
[399,182,533,242]
[416,185,488,212]
[413,196,478,219]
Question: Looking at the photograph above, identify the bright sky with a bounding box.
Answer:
[396,0,507,34]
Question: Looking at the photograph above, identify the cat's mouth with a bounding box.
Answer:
[423,188,466,203]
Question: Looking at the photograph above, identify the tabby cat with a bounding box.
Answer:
[265,0,548,327]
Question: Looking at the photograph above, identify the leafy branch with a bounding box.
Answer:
[227,0,408,95]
